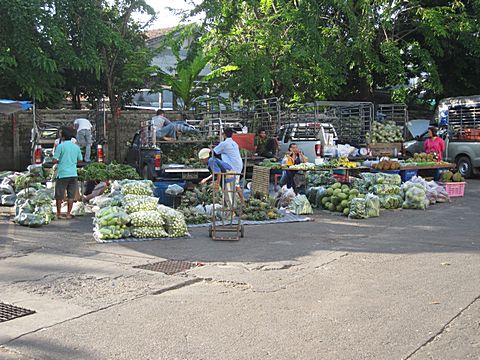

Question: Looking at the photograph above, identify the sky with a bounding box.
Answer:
[142,0,202,29]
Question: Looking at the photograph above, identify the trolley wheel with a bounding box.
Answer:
[208,225,213,238]
[240,225,245,238]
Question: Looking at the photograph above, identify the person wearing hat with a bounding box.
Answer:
[198,148,234,187]
[198,148,238,207]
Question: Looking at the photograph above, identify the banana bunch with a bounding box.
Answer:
[329,157,358,168]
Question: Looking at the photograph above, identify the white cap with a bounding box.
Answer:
[198,148,211,160]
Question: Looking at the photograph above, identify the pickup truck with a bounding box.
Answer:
[404,96,480,178]
[277,122,338,161]
[124,128,210,182]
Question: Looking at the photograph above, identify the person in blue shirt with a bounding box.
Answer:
[213,127,245,202]
[198,148,234,188]
[198,148,237,207]
[53,126,83,219]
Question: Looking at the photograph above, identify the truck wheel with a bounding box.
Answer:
[457,156,473,178]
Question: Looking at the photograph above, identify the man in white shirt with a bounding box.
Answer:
[73,118,93,162]
[214,127,245,202]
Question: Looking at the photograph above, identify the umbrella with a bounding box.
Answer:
[0,99,33,115]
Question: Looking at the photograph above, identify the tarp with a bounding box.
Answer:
[0,100,33,115]
[406,119,430,138]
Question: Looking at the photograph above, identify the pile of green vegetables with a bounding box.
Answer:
[78,162,140,182]
[241,196,279,221]
[367,121,404,143]
[258,159,282,169]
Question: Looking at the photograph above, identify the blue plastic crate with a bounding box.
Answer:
[153,180,186,207]
[400,169,417,182]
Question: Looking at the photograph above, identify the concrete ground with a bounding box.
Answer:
[0,180,479,359]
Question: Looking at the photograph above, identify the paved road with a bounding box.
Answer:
[0,180,479,359]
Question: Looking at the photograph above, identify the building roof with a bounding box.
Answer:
[145,27,175,40]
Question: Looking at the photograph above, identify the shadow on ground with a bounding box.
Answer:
[1,180,479,264]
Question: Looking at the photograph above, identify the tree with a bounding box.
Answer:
[93,0,156,160]
[188,0,480,103]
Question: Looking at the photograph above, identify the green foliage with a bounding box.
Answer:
[189,0,480,102]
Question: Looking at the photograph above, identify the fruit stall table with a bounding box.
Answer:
[398,163,456,182]
[252,165,371,195]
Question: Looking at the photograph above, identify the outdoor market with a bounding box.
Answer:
[0,97,474,243]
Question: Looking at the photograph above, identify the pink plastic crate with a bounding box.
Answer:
[440,182,466,197]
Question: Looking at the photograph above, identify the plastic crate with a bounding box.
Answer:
[439,182,465,198]
[153,180,186,207]
[371,169,401,175]
[400,169,418,182]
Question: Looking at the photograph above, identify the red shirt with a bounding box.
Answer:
[424,137,445,161]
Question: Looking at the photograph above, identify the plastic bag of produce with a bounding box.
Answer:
[372,184,400,195]
[131,226,168,238]
[375,173,401,186]
[14,212,45,227]
[95,225,131,240]
[204,204,223,218]
[276,186,296,208]
[0,184,15,196]
[365,194,380,217]
[288,195,313,215]
[348,198,369,219]
[16,199,34,216]
[379,195,403,209]
[165,184,184,196]
[31,188,53,206]
[1,194,16,206]
[35,204,54,224]
[95,206,131,226]
[130,210,164,227]
[307,172,335,187]
[122,195,158,213]
[93,194,124,208]
[181,207,210,224]
[402,186,428,210]
[16,188,37,200]
[157,205,189,237]
[121,180,154,196]
[70,202,86,216]
[307,187,322,208]
[360,173,377,186]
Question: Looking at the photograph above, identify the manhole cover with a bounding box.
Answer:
[134,260,200,275]
[0,303,35,323]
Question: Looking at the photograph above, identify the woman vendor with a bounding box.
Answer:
[424,126,445,161]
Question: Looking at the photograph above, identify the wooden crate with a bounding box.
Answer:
[368,142,402,157]
[252,166,270,196]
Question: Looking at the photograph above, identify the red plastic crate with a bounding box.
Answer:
[439,182,466,198]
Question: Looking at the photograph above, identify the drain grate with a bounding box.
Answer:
[134,260,201,275]
[0,303,35,323]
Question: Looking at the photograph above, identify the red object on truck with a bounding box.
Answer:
[97,144,104,163]
[34,145,42,164]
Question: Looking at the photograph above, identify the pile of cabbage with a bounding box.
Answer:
[355,173,403,210]
[349,194,380,219]
[400,176,450,209]
[367,121,404,143]
[94,206,131,240]
[288,194,313,215]
[14,187,54,227]
[92,180,188,240]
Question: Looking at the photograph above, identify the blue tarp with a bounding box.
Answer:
[0,100,33,115]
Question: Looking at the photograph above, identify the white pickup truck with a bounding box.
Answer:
[277,122,338,161]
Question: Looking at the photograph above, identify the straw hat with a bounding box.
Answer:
[198,148,211,160]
